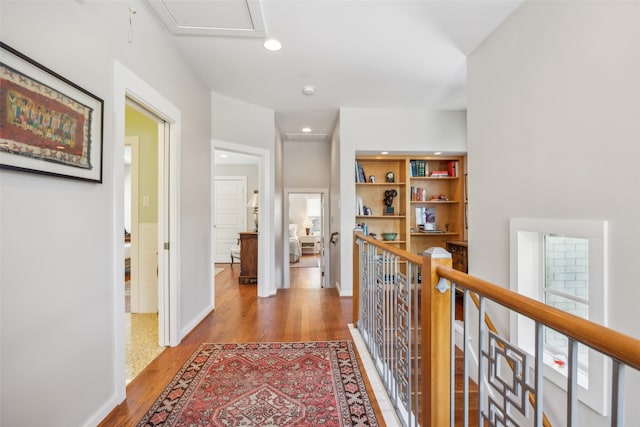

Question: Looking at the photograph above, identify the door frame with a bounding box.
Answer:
[113,61,181,401]
[283,188,330,289]
[125,137,140,311]
[211,140,274,298]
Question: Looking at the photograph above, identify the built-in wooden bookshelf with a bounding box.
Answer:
[355,155,465,255]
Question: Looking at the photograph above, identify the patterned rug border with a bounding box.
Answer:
[138,340,379,427]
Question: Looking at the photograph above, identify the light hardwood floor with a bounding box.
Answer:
[99,262,382,426]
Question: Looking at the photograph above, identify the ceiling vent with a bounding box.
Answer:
[284,133,330,142]
[148,0,266,37]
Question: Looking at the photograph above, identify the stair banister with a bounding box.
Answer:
[422,247,453,427]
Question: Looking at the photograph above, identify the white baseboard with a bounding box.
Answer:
[348,324,401,427]
[180,303,214,342]
[83,393,121,427]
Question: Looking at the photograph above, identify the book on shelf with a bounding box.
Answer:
[355,161,367,183]
[430,170,449,177]
[447,161,460,177]
[410,186,427,201]
[356,196,364,215]
[410,160,428,177]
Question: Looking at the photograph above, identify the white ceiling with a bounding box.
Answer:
[147,0,523,143]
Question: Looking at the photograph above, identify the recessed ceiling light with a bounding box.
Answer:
[302,127,311,133]
[381,151,389,155]
[219,154,228,158]
[434,152,442,155]
[263,38,281,51]
[302,85,315,95]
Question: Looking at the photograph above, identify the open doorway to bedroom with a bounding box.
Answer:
[287,192,327,289]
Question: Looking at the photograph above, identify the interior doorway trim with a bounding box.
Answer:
[113,61,182,402]
[125,137,140,311]
[211,140,274,298]
[284,188,330,289]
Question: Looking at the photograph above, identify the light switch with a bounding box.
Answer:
[143,196,150,207]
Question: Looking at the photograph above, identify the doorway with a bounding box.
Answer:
[285,191,328,288]
[211,142,272,298]
[124,103,165,383]
[114,61,181,400]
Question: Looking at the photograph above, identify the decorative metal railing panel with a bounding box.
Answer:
[483,330,534,426]
[356,237,421,427]
[394,269,410,406]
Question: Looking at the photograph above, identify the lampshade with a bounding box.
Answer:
[247,190,259,208]
[247,190,258,231]
[303,218,312,229]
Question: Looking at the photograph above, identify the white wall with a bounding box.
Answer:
[283,140,331,188]
[467,1,640,424]
[211,91,280,295]
[211,92,275,150]
[0,1,212,426]
[338,108,467,295]
[274,130,284,290]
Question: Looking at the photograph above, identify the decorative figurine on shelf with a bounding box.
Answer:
[383,189,397,215]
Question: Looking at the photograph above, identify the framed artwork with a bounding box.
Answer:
[0,42,103,182]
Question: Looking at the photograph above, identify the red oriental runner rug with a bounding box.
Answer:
[138,341,379,427]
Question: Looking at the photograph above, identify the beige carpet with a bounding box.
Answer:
[126,313,165,384]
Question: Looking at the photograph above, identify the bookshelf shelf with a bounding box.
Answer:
[410,200,459,204]
[409,176,459,180]
[356,182,406,186]
[356,215,406,219]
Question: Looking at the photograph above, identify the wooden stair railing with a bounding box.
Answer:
[438,265,640,426]
[354,233,640,427]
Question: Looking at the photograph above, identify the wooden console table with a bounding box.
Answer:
[239,232,258,284]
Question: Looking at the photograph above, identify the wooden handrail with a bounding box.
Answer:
[354,232,426,264]
[438,265,640,371]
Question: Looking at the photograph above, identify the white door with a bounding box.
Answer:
[214,177,247,262]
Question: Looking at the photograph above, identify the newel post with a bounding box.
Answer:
[422,247,453,426]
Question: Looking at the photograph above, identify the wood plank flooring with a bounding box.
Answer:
[100,260,474,426]
[99,263,370,426]
[289,255,322,288]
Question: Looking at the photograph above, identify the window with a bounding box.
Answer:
[543,235,590,367]
[509,219,609,415]
[306,197,321,234]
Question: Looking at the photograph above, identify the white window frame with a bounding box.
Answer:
[509,218,609,415]
[306,197,321,234]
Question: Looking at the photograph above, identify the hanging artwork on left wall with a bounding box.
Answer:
[0,42,103,183]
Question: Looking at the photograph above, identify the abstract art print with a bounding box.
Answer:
[0,42,103,182]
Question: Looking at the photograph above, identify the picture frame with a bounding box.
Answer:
[0,42,103,183]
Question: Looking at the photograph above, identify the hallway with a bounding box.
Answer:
[100,264,375,425]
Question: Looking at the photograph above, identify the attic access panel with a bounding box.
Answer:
[148,0,266,37]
